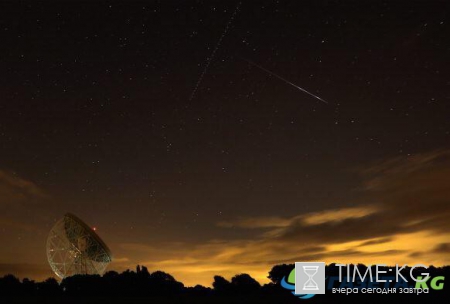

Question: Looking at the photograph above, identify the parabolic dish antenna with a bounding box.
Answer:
[46,213,112,279]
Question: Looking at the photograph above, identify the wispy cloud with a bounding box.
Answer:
[217,216,291,229]
[0,170,47,206]
[300,205,379,226]
[217,206,379,229]
[0,218,39,231]
[112,150,450,286]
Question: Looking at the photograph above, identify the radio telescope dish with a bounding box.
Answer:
[46,213,112,279]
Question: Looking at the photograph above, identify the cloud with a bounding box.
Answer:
[0,170,51,276]
[358,237,393,247]
[300,206,380,225]
[0,170,47,206]
[267,150,450,246]
[408,242,450,259]
[217,206,379,229]
[0,170,48,236]
[432,243,450,254]
[104,150,450,286]
[0,218,39,231]
[359,149,450,190]
[217,216,291,229]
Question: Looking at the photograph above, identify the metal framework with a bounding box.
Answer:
[46,213,112,279]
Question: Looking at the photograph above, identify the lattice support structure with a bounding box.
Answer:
[47,214,112,279]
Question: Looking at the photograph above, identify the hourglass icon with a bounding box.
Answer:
[302,265,319,290]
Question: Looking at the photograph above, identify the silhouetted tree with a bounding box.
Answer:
[268,263,294,284]
[212,275,231,293]
[103,270,119,279]
[61,274,103,296]
[38,277,61,296]
[186,284,212,296]
[140,265,150,277]
[0,263,449,302]
[148,270,184,295]
[231,273,261,293]
[150,270,175,282]
[21,278,36,296]
[261,282,280,294]
[0,274,21,296]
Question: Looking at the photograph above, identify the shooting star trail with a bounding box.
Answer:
[242,58,329,104]
[189,2,242,101]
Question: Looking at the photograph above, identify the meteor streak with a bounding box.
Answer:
[189,2,242,101]
[242,58,329,104]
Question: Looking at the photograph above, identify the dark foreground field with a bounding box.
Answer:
[1,264,448,303]
[1,293,448,304]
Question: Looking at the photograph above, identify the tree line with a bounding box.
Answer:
[0,263,448,303]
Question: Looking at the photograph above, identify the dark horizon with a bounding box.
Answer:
[1,263,449,304]
[2,262,450,288]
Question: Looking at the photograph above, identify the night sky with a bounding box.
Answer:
[1,1,449,286]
